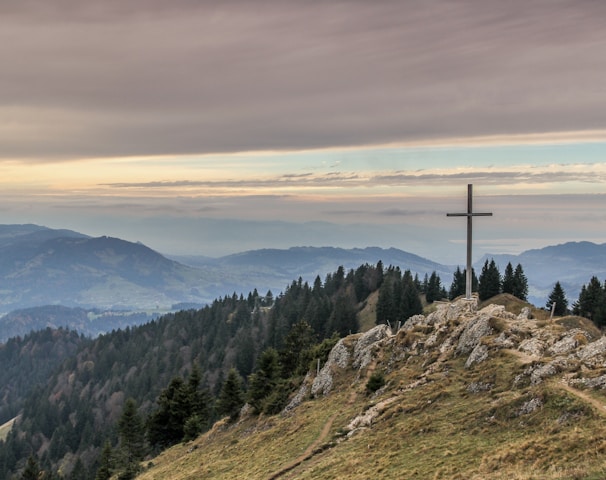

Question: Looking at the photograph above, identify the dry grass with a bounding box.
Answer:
[358,291,379,332]
[0,416,16,442]
[137,317,606,480]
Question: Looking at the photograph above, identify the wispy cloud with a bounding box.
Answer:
[98,162,606,194]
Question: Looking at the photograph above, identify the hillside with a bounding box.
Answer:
[138,296,606,480]
[0,225,220,311]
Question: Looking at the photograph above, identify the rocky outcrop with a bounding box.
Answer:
[456,314,493,355]
[352,325,391,370]
[311,339,350,397]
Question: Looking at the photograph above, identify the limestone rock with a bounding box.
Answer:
[283,372,312,413]
[548,330,588,356]
[456,314,493,355]
[479,304,516,320]
[569,374,606,390]
[465,343,489,368]
[467,382,493,393]
[518,337,546,357]
[311,339,350,397]
[576,337,606,367]
[353,325,391,370]
[530,359,569,385]
[518,397,543,415]
[517,307,532,320]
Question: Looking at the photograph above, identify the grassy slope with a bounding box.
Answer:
[137,299,606,480]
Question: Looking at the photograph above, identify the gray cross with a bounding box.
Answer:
[447,184,492,299]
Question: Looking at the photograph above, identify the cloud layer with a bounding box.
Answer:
[3,0,606,161]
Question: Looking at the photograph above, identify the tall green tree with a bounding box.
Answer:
[546,282,568,316]
[573,276,606,326]
[95,441,113,480]
[326,293,358,337]
[117,398,145,479]
[425,271,442,303]
[449,266,465,300]
[20,456,40,480]
[216,368,245,421]
[279,321,317,377]
[247,348,281,413]
[512,264,529,301]
[501,262,515,295]
[478,259,501,301]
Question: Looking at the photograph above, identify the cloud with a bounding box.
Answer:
[2,0,606,161]
[98,162,606,193]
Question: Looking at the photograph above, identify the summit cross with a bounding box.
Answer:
[447,184,493,300]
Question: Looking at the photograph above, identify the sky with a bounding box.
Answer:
[1,0,606,264]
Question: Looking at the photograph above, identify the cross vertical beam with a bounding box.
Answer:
[447,184,492,299]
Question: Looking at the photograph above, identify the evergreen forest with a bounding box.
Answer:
[0,258,603,479]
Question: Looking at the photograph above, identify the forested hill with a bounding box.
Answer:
[0,262,429,479]
[0,328,88,424]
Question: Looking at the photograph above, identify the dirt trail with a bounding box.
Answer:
[556,382,606,416]
[267,359,378,480]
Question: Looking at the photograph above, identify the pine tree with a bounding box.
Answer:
[478,259,501,301]
[247,348,281,413]
[117,398,145,479]
[512,264,529,301]
[20,456,40,480]
[95,441,113,480]
[326,292,358,337]
[573,276,606,325]
[216,368,245,421]
[425,271,442,303]
[501,262,515,295]
[546,282,568,316]
[449,266,465,300]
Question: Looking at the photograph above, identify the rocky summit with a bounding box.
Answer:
[138,296,606,480]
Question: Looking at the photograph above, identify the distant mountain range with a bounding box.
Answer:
[479,241,606,307]
[0,225,449,314]
[0,224,604,338]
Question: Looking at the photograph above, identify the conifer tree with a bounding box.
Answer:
[573,276,606,325]
[478,259,501,301]
[501,262,515,295]
[546,282,568,316]
[95,441,113,480]
[425,271,442,303]
[216,368,245,421]
[512,264,529,301]
[117,398,145,479]
[449,266,465,300]
[247,348,281,413]
[20,456,40,480]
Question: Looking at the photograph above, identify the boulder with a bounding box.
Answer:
[465,343,489,368]
[311,339,350,397]
[456,314,493,355]
[353,325,391,370]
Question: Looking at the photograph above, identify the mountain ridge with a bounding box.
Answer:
[136,296,606,479]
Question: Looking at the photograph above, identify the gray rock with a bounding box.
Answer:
[353,325,391,370]
[456,314,493,355]
[517,307,532,320]
[549,331,587,356]
[283,372,312,413]
[467,382,494,393]
[569,374,606,390]
[311,339,350,397]
[519,337,546,357]
[576,337,606,367]
[518,397,543,415]
[465,343,489,368]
